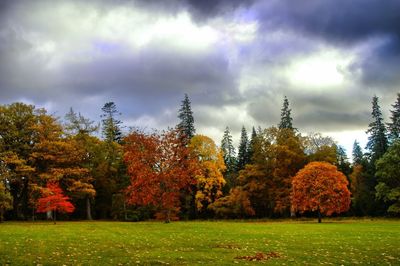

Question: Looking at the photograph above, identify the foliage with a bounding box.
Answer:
[124,128,197,222]
[36,182,75,223]
[0,181,13,222]
[208,187,255,218]
[387,93,400,143]
[220,127,237,189]
[247,127,257,164]
[366,96,388,163]
[101,102,123,143]
[291,162,351,222]
[189,135,226,212]
[177,94,195,142]
[278,96,294,130]
[237,126,249,171]
[352,140,364,165]
[304,133,337,164]
[375,141,400,214]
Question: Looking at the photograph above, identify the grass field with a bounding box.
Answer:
[0,219,399,265]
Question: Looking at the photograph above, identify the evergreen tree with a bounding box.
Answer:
[177,94,195,141]
[278,96,294,130]
[336,145,351,178]
[366,96,388,163]
[247,127,257,163]
[388,93,400,143]
[237,126,249,171]
[101,102,123,143]
[221,127,237,173]
[352,140,363,165]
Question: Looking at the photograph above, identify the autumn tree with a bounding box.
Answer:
[221,127,237,189]
[208,187,255,218]
[366,96,388,163]
[177,94,195,143]
[36,182,75,224]
[237,126,249,171]
[304,133,337,164]
[31,111,95,220]
[387,93,400,143]
[124,128,197,223]
[278,96,294,130]
[189,135,226,213]
[0,103,37,219]
[291,162,351,223]
[375,140,400,214]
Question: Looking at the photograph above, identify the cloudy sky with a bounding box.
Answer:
[1,0,399,157]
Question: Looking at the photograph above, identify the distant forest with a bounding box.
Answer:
[0,93,399,222]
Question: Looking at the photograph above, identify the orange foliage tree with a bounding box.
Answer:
[123,128,198,223]
[291,162,351,223]
[36,182,75,224]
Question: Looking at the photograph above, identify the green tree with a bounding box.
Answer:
[177,94,195,142]
[64,107,99,136]
[101,102,123,143]
[375,141,400,214]
[336,145,352,178]
[366,96,388,163]
[278,96,294,130]
[247,127,257,163]
[387,93,400,143]
[220,127,237,188]
[352,140,364,165]
[237,126,249,171]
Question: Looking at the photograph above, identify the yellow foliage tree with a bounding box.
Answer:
[189,135,226,211]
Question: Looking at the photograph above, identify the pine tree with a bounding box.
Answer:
[247,127,257,163]
[278,96,294,130]
[352,140,363,165]
[388,93,400,143]
[237,126,249,171]
[221,127,237,173]
[177,94,195,141]
[101,102,123,143]
[366,96,388,163]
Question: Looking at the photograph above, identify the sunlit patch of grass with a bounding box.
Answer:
[0,219,399,265]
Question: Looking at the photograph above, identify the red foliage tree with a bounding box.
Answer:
[36,182,75,224]
[291,162,351,223]
[123,128,198,222]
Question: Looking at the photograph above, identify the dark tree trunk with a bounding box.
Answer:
[86,196,92,220]
[0,208,4,223]
[318,209,322,223]
[53,210,56,225]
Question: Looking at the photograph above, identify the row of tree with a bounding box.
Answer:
[0,93,399,222]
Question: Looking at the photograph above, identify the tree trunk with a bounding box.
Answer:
[53,210,56,225]
[165,209,171,223]
[317,209,322,223]
[0,208,4,223]
[123,200,127,221]
[86,196,92,220]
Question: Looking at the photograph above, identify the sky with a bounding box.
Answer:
[1,0,400,158]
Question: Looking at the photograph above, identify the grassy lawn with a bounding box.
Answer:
[0,219,399,265]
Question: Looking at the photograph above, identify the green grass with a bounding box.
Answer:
[0,219,399,265]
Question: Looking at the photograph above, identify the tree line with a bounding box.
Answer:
[0,93,399,222]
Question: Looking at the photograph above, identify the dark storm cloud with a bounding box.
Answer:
[255,0,400,44]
